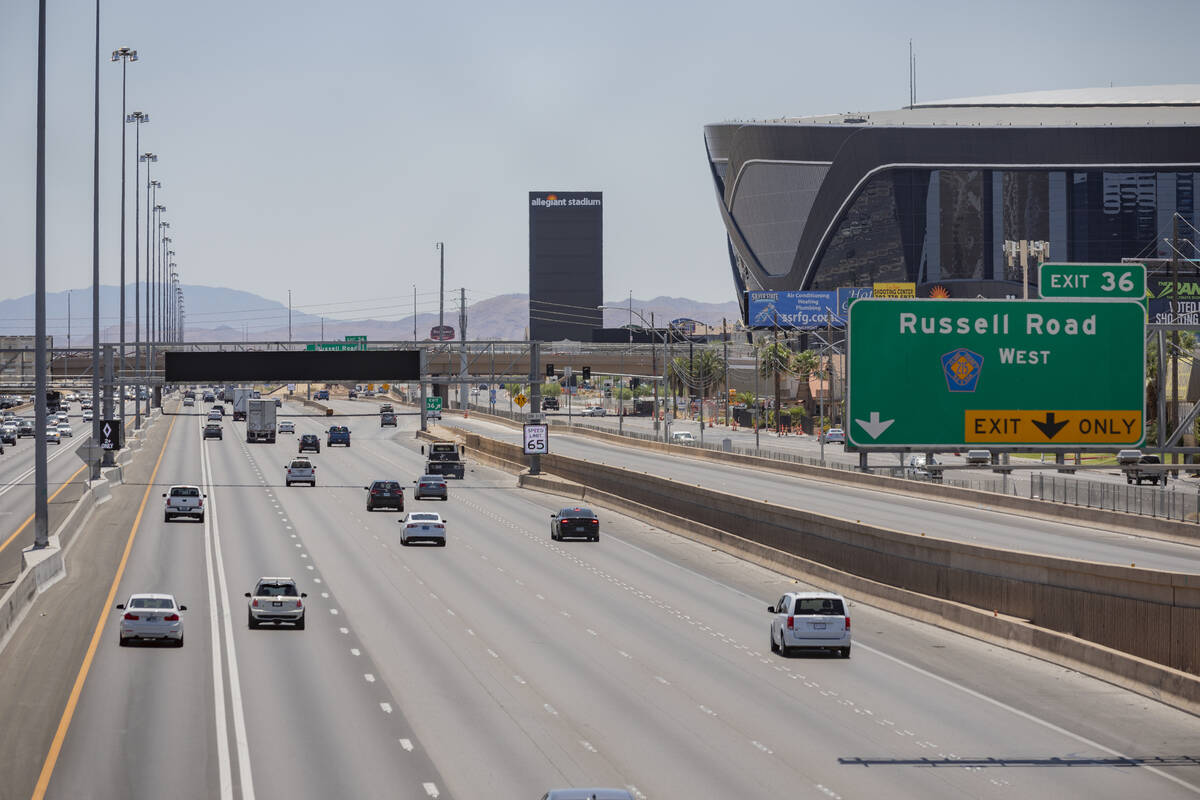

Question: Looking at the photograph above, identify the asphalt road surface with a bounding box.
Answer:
[20,398,1200,799]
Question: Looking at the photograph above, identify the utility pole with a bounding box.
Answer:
[413,284,417,341]
[774,311,781,436]
[67,291,71,350]
[459,287,467,411]
[723,316,729,427]
[529,341,541,475]
[288,289,292,342]
[1172,214,1181,473]
[90,0,101,479]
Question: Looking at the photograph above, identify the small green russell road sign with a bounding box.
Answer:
[847,299,1145,448]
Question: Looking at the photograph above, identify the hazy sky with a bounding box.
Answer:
[2,0,1198,322]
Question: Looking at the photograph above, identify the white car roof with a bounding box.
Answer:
[127,592,177,601]
[256,576,296,583]
[787,591,846,600]
[169,484,202,491]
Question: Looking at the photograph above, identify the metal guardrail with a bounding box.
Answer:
[1032,473,1199,523]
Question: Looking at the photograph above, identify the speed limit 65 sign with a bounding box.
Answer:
[522,423,548,455]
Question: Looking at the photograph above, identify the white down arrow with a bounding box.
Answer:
[855,411,895,440]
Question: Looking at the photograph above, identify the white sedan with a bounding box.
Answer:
[57,422,73,438]
[117,593,187,647]
[45,427,61,444]
[82,408,94,422]
[207,408,223,421]
[278,420,295,434]
[399,511,446,546]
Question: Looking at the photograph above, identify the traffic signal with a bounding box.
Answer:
[631,378,641,389]
[545,363,555,377]
[582,366,591,381]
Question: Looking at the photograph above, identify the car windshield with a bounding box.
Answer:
[410,513,440,521]
[256,583,298,597]
[129,597,174,609]
[170,487,200,497]
[559,508,594,518]
[420,476,444,483]
[794,597,844,615]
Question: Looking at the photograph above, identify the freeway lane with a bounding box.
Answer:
[33,398,1200,798]
[42,401,449,800]
[434,411,1200,573]
[225,402,1199,798]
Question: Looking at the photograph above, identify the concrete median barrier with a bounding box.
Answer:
[442,425,1200,710]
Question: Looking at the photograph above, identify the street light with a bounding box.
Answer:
[152,200,164,351]
[139,151,155,417]
[128,119,149,428]
[112,46,137,430]
[598,305,668,440]
[89,0,101,478]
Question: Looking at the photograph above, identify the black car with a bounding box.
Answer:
[348,390,358,399]
[299,434,321,453]
[203,423,223,440]
[550,507,599,542]
[380,412,397,427]
[0,425,16,445]
[202,392,215,403]
[542,397,559,411]
[275,398,282,408]
[364,480,404,511]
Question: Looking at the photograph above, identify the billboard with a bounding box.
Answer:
[1147,277,1200,324]
[529,192,603,341]
[746,290,838,329]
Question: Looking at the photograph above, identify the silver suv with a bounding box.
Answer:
[285,458,316,487]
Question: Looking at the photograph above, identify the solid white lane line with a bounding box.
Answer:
[422,783,440,798]
[380,703,393,714]
[201,437,257,800]
[364,674,376,683]
[201,460,233,799]
[350,648,360,656]
[399,738,413,752]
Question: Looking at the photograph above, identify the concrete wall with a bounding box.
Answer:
[452,427,1200,674]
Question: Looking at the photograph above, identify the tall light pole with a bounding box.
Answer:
[139,151,155,417]
[436,242,445,334]
[112,46,137,429]
[89,0,101,479]
[128,115,148,428]
[152,199,164,351]
[33,0,49,546]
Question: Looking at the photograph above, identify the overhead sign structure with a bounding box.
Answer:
[522,423,548,455]
[1038,263,1146,300]
[847,299,1145,448]
[425,396,443,412]
[165,350,420,382]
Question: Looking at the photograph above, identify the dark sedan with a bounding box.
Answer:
[202,423,223,440]
[550,507,599,542]
[299,434,320,453]
[380,412,397,427]
[365,480,404,511]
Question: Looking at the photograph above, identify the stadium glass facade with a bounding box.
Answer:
[704,87,1200,318]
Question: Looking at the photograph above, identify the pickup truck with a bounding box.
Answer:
[422,441,465,479]
[327,426,351,447]
[1118,450,1165,486]
[163,485,206,522]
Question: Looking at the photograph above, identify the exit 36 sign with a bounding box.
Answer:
[1038,262,1146,300]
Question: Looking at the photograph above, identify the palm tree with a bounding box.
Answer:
[758,340,793,434]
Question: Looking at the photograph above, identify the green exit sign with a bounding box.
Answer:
[426,396,443,411]
[847,299,1145,448]
[1038,263,1146,300]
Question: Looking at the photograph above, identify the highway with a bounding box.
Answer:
[440,411,1200,574]
[0,401,139,587]
[22,396,1200,798]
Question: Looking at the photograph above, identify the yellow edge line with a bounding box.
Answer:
[30,415,177,800]
[0,462,90,558]
[0,413,144,557]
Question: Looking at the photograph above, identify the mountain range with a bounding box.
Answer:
[0,286,740,344]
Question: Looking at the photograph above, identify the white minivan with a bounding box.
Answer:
[768,591,851,658]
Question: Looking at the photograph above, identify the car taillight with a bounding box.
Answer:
[197,499,203,507]
[434,524,444,529]
[787,616,794,630]
[592,519,598,524]
[124,612,139,621]
[295,600,303,608]
[252,599,259,607]
[163,613,180,621]
[371,489,381,494]
[845,616,851,629]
